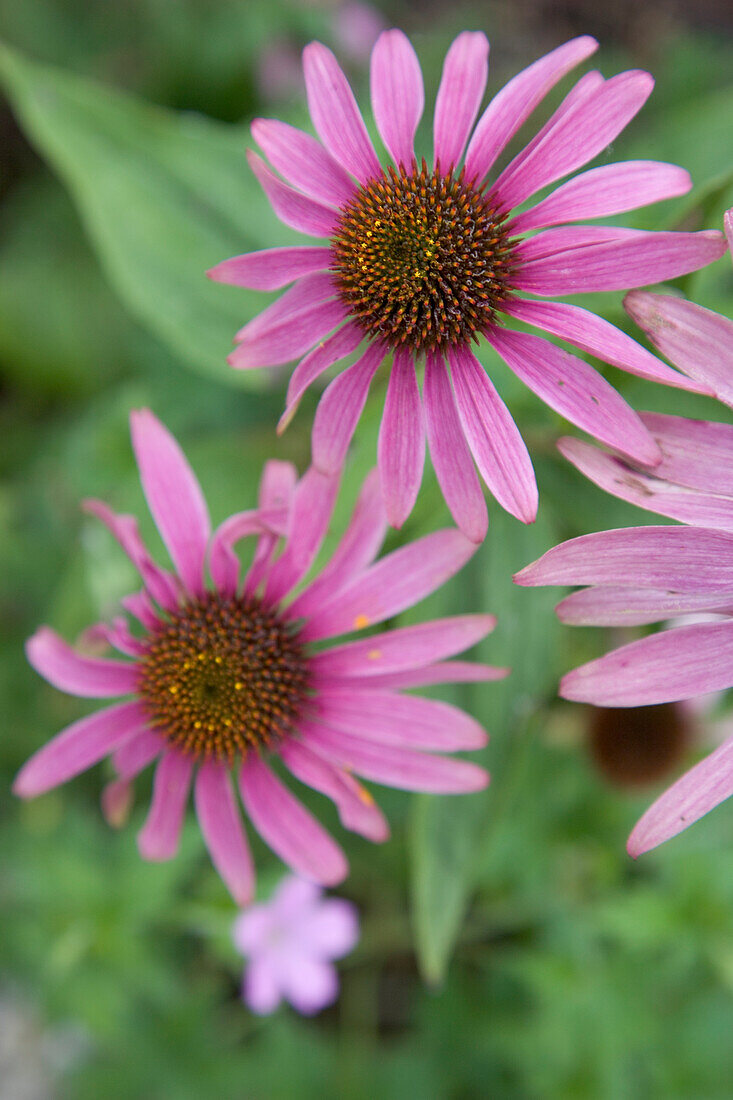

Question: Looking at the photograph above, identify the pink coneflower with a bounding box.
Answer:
[209,29,726,542]
[232,874,359,1015]
[15,411,498,903]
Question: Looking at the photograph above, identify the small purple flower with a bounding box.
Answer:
[233,875,359,1015]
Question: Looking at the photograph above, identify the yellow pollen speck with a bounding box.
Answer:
[169,685,178,694]
[354,614,370,629]
[356,782,374,806]
[234,681,244,690]
[367,649,382,661]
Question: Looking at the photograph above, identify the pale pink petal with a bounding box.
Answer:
[464,36,598,182]
[101,778,133,828]
[83,501,179,612]
[278,954,339,1014]
[424,350,487,543]
[315,688,488,750]
[137,750,193,861]
[514,526,733,593]
[448,344,538,523]
[129,409,211,599]
[194,760,255,905]
[312,344,385,474]
[263,466,341,604]
[206,247,331,290]
[303,41,382,184]
[300,528,476,642]
[310,614,495,679]
[280,322,364,430]
[208,509,273,598]
[272,875,322,918]
[235,271,336,342]
[239,756,348,884]
[302,723,489,793]
[26,627,138,698]
[493,70,654,210]
[287,468,387,620]
[281,740,389,841]
[14,700,148,798]
[556,586,733,627]
[511,161,692,233]
[299,898,359,957]
[487,328,660,466]
[315,660,509,691]
[378,352,425,528]
[112,728,164,779]
[248,150,338,237]
[514,230,727,295]
[233,906,275,954]
[560,619,733,706]
[244,957,282,1014]
[503,299,710,394]
[725,208,733,252]
[624,291,733,408]
[639,413,733,498]
[370,29,424,166]
[628,733,733,857]
[433,31,489,170]
[229,300,348,370]
[252,118,356,206]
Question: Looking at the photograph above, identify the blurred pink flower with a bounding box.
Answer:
[233,875,358,1015]
[210,28,726,542]
[16,411,499,902]
[332,2,386,63]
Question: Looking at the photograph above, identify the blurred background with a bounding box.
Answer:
[1,0,732,1096]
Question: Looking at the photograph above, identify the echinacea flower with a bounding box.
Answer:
[16,410,499,903]
[233,874,358,1015]
[209,28,726,542]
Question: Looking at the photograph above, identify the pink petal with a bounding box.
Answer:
[209,509,276,598]
[300,528,477,642]
[194,760,255,905]
[310,614,495,679]
[316,660,509,691]
[312,344,385,474]
[503,299,711,394]
[514,526,733,593]
[228,300,348,370]
[251,117,356,206]
[279,955,339,1015]
[119,590,162,632]
[206,246,331,290]
[628,732,733,857]
[235,271,336,342]
[639,413,733,498]
[281,740,389,841]
[560,619,733,706]
[424,351,487,543]
[287,468,387,620]
[239,755,348,884]
[84,618,146,658]
[263,466,341,604]
[370,29,424,167]
[487,328,660,466]
[725,208,733,252]
[378,352,425,528]
[280,322,364,430]
[448,344,538,523]
[233,905,275,954]
[511,161,692,233]
[514,230,727,295]
[14,701,148,798]
[302,723,489,793]
[137,750,193,860]
[244,957,282,1014]
[315,688,488,750]
[433,31,489,170]
[299,898,359,957]
[112,728,164,779]
[248,150,338,237]
[493,70,654,210]
[303,41,381,184]
[101,778,133,828]
[624,291,733,408]
[26,627,138,698]
[464,36,598,182]
[514,225,637,261]
[556,586,733,627]
[243,461,299,596]
[129,409,211,599]
[83,500,179,612]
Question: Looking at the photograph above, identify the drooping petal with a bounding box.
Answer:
[101,778,133,828]
[433,31,489,170]
[26,627,138,698]
[318,660,509,691]
[229,300,348,370]
[206,247,331,290]
[137,750,194,861]
[314,689,488,750]
[560,619,733,706]
[487,328,660,467]
[130,409,211,599]
[424,351,487,543]
[251,118,356,206]
[112,727,164,779]
[300,528,476,642]
[464,36,598,182]
[555,586,733,627]
[377,352,425,528]
[119,590,161,632]
[248,150,338,237]
[13,700,148,798]
[263,467,341,604]
[628,733,733,857]
[194,760,255,905]
[235,271,336,342]
[209,509,276,598]
[303,41,382,184]
[280,740,389,841]
[84,618,147,658]
[448,344,538,523]
[639,413,733,498]
[83,501,179,612]
[624,291,733,408]
[370,29,424,167]
[312,344,385,474]
[510,161,692,232]
[239,756,348,885]
[280,322,364,430]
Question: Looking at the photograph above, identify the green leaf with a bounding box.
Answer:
[0,41,288,384]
